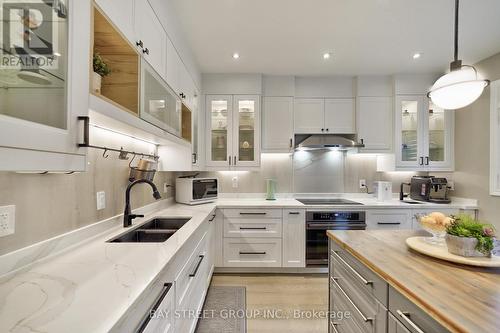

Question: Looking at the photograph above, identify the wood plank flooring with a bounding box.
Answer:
[210,274,328,333]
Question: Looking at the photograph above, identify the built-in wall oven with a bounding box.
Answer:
[305,211,366,266]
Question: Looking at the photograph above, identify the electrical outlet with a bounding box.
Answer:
[163,182,171,194]
[448,180,455,191]
[359,179,367,189]
[0,205,15,237]
[97,191,106,210]
[232,176,239,189]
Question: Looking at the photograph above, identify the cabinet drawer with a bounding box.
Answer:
[223,238,282,267]
[389,286,449,333]
[330,277,387,333]
[223,208,282,219]
[367,210,412,230]
[330,240,388,306]
[224,218,282,238]
[388,313,411,333]
[175,230,208,307]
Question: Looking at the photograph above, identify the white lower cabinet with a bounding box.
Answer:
[223,238,282,267]
[282,209,306,267]
[366,210,412,230]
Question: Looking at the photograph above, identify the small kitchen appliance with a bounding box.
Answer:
[176,177,218,205]
[373,181,393,202]
[408,176,451,203]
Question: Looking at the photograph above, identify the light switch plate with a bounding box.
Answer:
[0,205,15,237]
[97,191,106,210]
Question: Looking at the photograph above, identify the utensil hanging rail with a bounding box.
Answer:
[77,116,159,160]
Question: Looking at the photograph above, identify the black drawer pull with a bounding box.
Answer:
[397,310,425,333]
[136,282,172,333]
[289,212,301,215]
[377,222,401,225]
[239,251,266,255]
[239,227,267,230]
[208,214,216,222]
[189,255,204,277]
[239,212,267,215]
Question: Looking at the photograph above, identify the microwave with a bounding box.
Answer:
[176,178,218,205]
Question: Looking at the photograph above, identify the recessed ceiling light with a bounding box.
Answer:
[323,52,331,60]
[232,53,240,59]
[413,53,422,59]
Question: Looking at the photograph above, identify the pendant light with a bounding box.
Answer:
[428,0,489,110]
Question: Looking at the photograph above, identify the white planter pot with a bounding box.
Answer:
[445,234,489,257]
[92,72,102,94]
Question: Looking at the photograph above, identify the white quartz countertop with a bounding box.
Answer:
[0,202,216,333]
[0,195,478,333]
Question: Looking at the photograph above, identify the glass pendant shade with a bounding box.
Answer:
[428,66,489,110]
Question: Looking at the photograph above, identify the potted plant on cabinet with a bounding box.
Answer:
[92,53,111,94]
[445,214,496,257]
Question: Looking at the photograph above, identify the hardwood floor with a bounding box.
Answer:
[210,274,329,333]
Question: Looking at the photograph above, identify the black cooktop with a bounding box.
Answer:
[297,198,364,206]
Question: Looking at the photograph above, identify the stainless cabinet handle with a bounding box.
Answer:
[331,276,373,323]
[332,251,372,285]
[397,310,425,333]
[330,321,340,333]
[239,212,267,215]
[136,283,172,333]
[189,255,204,277]
[377,222,401,225]
[289,212,301,215]
[239,251,266,255]
[239,227,267,230]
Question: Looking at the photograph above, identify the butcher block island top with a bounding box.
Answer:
[327,230,500,333]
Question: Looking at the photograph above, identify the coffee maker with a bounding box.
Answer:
[407,176,451,203]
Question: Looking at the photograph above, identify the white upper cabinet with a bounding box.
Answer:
[94,0,135,43]
[357,97,393,152]
[294,98,354,134]
[166,37,181,94]
[134,0,166,77]
[294,98,325,133]
[262,97,294,152]
[395,95,454,171]
[0,0,91,172]
[324,98,355,134]
[206,95,260,169]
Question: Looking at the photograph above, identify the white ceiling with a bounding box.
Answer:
[170,0,500,76]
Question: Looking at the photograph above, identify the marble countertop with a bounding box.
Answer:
[327,230,500,333]
[0,202,216,333]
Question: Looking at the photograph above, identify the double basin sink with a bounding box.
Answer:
[108,217,191,243]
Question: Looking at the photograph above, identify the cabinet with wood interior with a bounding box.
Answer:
[394,95,454,171]
[294,98,355,134]
[0,0,91,172]
[205,95,261,169]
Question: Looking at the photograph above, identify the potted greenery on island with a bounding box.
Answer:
[92,53,111,94]
[445,214,496,257]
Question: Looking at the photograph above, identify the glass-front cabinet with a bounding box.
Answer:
[206,95,260,169]
[395,95,454,171]
[0,0,90,171]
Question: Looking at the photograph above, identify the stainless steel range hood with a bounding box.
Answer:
[295,134,365,151]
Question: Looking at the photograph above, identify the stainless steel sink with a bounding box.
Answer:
[108,217,191,243]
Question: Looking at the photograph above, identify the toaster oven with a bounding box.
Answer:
[175,178,218,205]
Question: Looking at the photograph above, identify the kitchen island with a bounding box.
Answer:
[327,230,500,333]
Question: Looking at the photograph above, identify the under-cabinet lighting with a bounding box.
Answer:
[89,123,160,146]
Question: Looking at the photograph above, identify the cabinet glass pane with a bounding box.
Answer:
[141,61,180,136]
[211,100,228,161]
[401,100,418,162]
[238,99,255,162]
[0,0,69,129]
[428,102,445,162]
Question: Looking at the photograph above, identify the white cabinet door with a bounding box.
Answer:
[282,209,306,267]
[0,0,90,171]
[95,0,135,43]
[233,95,260,168]
[262,97,294,152]
[134,0,166,77]
[206,95,233,168]
[366,210,412,230]
[180,65,196,111]
[422,101,454,171]
[357,97,393,152]
[324,98,355,134]
[294,98,325,134]
[166,37,181,94]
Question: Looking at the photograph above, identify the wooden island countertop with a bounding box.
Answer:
[327,230,500,333]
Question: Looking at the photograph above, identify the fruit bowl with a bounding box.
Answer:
[417,212,454,245]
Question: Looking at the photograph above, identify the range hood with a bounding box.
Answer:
[295,134,365,151]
